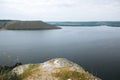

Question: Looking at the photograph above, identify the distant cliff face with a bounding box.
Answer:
[12,58,101,80]
[0,21,61,30]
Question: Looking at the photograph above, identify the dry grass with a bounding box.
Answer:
[0,72,21,80]
[20,64,39,79]
[52,67,93,80]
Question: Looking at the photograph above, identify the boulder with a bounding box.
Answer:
[12,58,101,80]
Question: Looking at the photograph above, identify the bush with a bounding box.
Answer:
[0,63,22,80]
[1,72,21,80]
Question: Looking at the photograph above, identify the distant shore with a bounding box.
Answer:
[48,21,120,27]
[0,20,61,30]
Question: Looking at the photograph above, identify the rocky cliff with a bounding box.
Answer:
[0,20,61,30]
[12,58,101,80]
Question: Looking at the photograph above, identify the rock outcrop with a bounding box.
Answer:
[0,20,61,30]
[12,58,101,80]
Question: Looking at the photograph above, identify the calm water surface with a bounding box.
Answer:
[0,26,120,80]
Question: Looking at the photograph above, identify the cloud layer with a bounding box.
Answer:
[0,0,120,21]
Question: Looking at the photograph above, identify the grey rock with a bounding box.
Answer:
[12,58,101,80]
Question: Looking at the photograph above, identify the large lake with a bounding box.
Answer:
[0,26,120,80]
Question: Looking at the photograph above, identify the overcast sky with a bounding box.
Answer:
[0,0,120,21]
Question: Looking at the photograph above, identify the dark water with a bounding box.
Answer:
[0,26,120,80]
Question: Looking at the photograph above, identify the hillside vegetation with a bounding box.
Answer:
[11,58,101,80]
[0,20,61,30]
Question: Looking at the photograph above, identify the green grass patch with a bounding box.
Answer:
[0,63,22,80]
[52,67,91,80]
[20,64,39,79]
[0,72,21,80]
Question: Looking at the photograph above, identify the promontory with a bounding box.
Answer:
[0,20,61,30]
[10,58,101,80]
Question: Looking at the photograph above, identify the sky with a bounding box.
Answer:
[0,0,120,21]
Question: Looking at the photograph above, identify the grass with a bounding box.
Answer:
[0,63,22,80]
[52,67,92,80]
[0,63,39,80]
[0,72,21,80]
[0,62,98,80]
[20,64,39,79]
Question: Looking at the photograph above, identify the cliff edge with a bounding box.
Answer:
[12,58,101,80]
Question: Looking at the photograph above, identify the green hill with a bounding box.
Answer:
[0,20,61,30]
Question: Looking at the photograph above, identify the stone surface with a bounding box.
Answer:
[12,58,101,80]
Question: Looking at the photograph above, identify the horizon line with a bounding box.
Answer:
[0,19,120,22]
